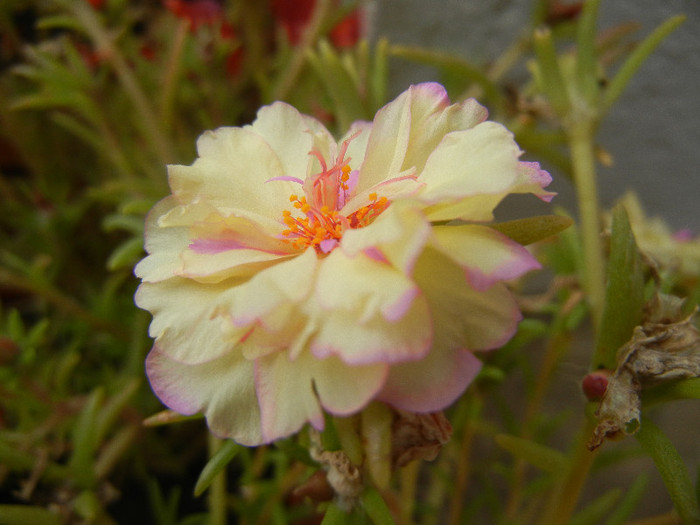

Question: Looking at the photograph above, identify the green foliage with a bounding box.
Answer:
[636,421,700,524]
[594,205,646,369]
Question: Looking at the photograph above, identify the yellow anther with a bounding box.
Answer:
[301,203,311,213]
[369,192,377,201]
[289,194,298,202]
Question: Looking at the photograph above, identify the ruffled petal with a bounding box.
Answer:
[378,344,482,413]
[253,351,324,442]
[146,345,263,445]
[311,294,432,365]
[341,201,431,275]
[181,214,295,282]
[134,197,188,283]
[230,248,318,326]
[354,87,413,193]
[414,248,522,352]
[136,277,248,364]
[315,249,420,322]
[431,224,541,291]
[250,102,335,181]
[254,350,388,442]
[417,121,521,202]
[168,126,300,219]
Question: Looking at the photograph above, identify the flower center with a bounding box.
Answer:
[273,131,389,254]
[281,191,388,253]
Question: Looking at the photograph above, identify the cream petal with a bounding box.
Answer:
[311,294,432,365]
[402,86,488,176]
[136,277,248,364]
[414,248,522,352]
[341,120,372,173]
[315,249,420,322]
[250,102,334,183]
[254,351,325,442]
[431,224,541,291]
[230,248,318,325]
[134,197,188,283]
[355,87,413,193]
[341,201,431,274]
[417,122,521,202]
[255,350,388,442]
[378,344,482,413]
[146,346,263,445]
[422,193,504,223]
[168,126,298,219]
[512,161,555,202]
[310,355,388,416]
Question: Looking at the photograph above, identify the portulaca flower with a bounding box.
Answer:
[135,83,554,445]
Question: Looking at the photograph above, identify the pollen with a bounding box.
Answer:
[281,189,389,254]
[277,130,390,254]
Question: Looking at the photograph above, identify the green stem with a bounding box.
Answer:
[568,120,605,334]
[70,2,176,166]
[160,19,190,134]
[207,435,228,525]
[268,0,332,102]
[537,418,598,525]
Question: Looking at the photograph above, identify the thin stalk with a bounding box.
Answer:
[399,461,419,525]
[207,435,228,525]
[536,418,598,525]
[268,0,332,102]
[160,19,190,133]
[568,120,605,334]
[69,1,176,166]
[446,400,479,525]
[0,269,126,340]
[505,328,573,519]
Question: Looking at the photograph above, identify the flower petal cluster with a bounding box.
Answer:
[135,83,554,445]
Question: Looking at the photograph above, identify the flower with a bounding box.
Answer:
[609,192,700,278]
[135,83,554,445]
[270,0,362,47]
[164,0,223,32]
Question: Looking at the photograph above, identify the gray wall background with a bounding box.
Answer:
[372,0,700,230]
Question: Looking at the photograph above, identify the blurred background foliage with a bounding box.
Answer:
[0,0,698,524]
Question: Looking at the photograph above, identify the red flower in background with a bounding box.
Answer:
[164,0,223,32]
[270,0,362,47]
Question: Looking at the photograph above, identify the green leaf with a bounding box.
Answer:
[334,415,364,466]
[361,402,392,489]
[643,378,700,407]
[569,488,621,525]
[494,434,566,474]
[603,15,685,115]
[305,40,369,131]
[532,26,571,117]
[69,387,105,487]
[0,505,62,525]
[490,215,573,246]
[193,440,240,497]
[107,237,144,271]
[574,0,601,104]
[593,205,645,369]
[321,503,355,525]
[604,473,648,525]
[636,420,700,524]
[361,488,395,525]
